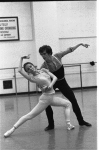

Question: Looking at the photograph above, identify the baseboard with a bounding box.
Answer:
[0,86,97,97]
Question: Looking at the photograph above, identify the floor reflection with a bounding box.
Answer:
[47,130,55,150]
[4,99,14,112]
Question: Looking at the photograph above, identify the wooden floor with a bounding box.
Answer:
[0,88,97,150]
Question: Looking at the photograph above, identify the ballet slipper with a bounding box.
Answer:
[67,123,75,130]
[4,127,15,138]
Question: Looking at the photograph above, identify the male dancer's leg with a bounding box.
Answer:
[45,106,54,130]
[56,79,84,124]
[44,84,57,130]
[56,79,91,126]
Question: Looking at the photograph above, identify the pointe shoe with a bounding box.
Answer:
[4,127,15,138]
[67,123,75,130]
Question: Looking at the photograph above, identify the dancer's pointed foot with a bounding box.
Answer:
[67,123,75,130]
[4,127,15,138]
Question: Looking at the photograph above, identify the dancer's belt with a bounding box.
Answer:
[57,76,65,81]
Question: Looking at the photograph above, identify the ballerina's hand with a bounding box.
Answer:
[42,86,48,92]
[83,44,90,48]
[22,54,31,59]
[47,86,52,90]
[27,54,31,59]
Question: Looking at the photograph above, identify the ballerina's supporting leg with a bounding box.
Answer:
[51,96,75,130]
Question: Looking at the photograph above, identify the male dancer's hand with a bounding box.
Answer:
[82,44,90,48]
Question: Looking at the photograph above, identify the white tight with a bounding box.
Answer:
[14,94,71,129]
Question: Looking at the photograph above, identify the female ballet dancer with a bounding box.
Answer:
[4,55,75,138]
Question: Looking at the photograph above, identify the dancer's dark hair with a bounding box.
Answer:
[39,45,52,55]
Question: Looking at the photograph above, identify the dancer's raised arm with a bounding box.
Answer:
[18,55,36,83]
[59,43,90,57]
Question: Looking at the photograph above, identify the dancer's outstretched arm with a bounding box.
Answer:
[55,43,90,60]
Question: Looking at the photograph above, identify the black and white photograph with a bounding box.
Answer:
[0,1,97,150]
